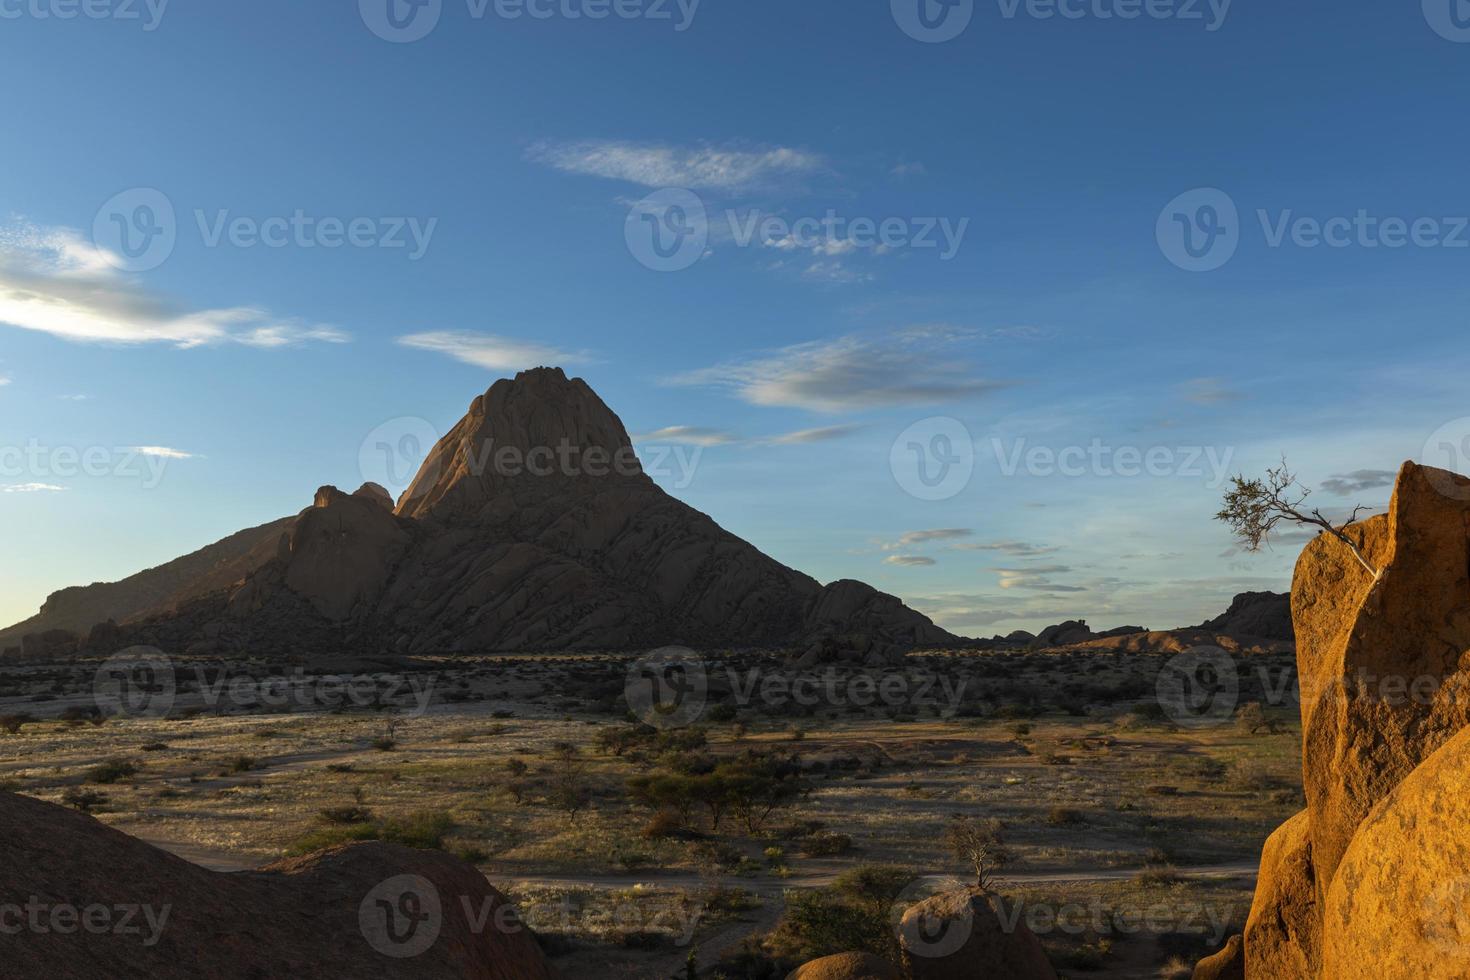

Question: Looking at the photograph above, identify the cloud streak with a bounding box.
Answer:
[633,426,739,447]
[670,331,1009,413]
[528,140,824,192]
[2,483,67,493]
[1321,469,1397,496]
[884,555,936,567]
[396,331,586,372]
[0,223,348,349]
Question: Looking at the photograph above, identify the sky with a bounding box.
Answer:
[2,0,1469,637]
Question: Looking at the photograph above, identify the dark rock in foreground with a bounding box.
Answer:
[0,790,557,979]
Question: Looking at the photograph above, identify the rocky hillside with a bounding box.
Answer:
[0,789,557,979]
[0,516,292,654]
[4,369,953,661]
[1194,461,1470,979]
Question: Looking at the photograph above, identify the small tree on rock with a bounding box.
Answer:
[1216,459,1379,579]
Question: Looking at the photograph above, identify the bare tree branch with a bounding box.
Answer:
[1216,459,1380,579]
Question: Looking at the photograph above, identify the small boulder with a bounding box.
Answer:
[1192,934,1243,980]
[899,887,1058,979]
[786,951,904,979]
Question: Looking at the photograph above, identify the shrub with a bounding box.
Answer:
[1047,806,1084,826]
[371,736,397,752]
[63,787,110,812]
[0,713,35,735]
[289,809,454,854]
[87,759,138,784]
[801,832,853,857]
[319,805,374,825]
[642,810,684,840]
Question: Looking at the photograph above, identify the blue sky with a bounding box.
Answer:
[2,0,1468,635]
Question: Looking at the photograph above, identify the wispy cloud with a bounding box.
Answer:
[0,223,348,349]
[670,331,1009,413]
[635,423,864,447]
[884,555,936,567]
[59,394,88,401]
[996,565,1085,592]
[633,426,739,447]
[953,540,1058,557]
[882,529,973,551]
[1181,377,1243,405]
[762,424,864,445]
[132,446,195,460]
[2,482,67,493]
[528,140,824,192]
[0,375,10,387]
[1321,469,1397,496]
[396,331,585,371]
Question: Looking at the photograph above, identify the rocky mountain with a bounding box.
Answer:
[0,516,292,654]
[3,368,953,661]
[0,789,557,979]
[1195,461,1470,978]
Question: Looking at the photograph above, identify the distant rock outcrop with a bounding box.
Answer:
[1195,461,1470,978]
[1197,591,1293,642]
[0,790,558,979]
[6,369,953,660]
